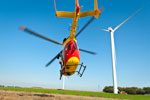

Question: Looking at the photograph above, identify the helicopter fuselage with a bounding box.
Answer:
[62,40,80,76]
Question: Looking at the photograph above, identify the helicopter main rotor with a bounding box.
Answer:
[20,16,96,67]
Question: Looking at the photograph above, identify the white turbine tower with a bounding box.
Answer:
[62,76,65,89]
[95,8,142,94]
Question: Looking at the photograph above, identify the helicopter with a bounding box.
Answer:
[20,0,102,80]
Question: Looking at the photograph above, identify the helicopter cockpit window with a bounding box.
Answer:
[68,44,71,51]
[74,43,78,50]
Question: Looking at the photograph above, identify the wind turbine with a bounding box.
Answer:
[95,8,142,94]
[62,76,65,89]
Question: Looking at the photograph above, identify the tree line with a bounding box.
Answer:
[103,86,150,95]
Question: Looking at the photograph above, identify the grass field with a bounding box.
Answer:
[0,87,150,100]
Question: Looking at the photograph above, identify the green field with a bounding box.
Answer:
[0,87,150,100]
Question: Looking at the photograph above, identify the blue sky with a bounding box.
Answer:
[0,0,150,91]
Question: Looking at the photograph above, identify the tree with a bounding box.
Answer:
[0,85,4,87]
[125,87,137,95]
[103,86,113,93]
[136,88,145,95]
[143,87,150,94]
[103,86,150,95]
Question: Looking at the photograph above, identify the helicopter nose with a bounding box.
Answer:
[66,57,79,65]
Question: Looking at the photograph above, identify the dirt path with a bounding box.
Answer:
[0,90,123,100]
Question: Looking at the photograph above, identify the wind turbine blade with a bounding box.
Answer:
[94,27,109,32]
[114,8,142,31]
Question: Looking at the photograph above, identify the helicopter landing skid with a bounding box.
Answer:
[76,63,86,77]
[59,62,86,80]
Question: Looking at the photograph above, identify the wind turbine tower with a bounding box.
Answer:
[95,8,141,94]
[62,76,65,89]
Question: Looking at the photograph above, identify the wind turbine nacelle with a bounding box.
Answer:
[108,27,113,32]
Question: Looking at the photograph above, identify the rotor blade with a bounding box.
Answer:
[114,8,142,31]
[79,48,96,55]
[54,0,58,20]
[54,0,57,13]
[93,27,109,32]
[46,50,62,67]
[75,16,95,38]
[19,26,62,45]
